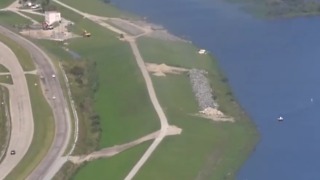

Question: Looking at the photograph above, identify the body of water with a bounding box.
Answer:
[111,0,320,179]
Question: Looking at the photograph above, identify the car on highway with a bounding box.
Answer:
[52,74,56,78]
[10,150,15,155]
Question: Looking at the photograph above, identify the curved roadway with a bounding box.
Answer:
[0,38,34,180]
[0,26,72,180]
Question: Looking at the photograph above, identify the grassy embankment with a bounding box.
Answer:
[0,14,54,180]
[0,86,10,162]
[23,2,160,179]
[0,0,14,9]
[132,37,258,180]
[6,75,55,180]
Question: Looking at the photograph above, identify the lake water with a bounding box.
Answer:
[110,0,320,179]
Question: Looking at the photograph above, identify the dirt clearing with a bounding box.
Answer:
[146,63,188,76]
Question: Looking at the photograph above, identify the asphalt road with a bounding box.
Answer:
[0,38,34,180]
[0,26,72,180]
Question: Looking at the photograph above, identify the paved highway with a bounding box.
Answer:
[0,26,72,180]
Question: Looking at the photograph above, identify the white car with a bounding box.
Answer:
[52,96,56,100]
[31,4,40,9]
[52,74,56,78]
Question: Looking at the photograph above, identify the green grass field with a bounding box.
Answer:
[19,11,44,23]
[0,0,14,9]
[0,75,13,85]
[0,11,32,25]
[0,86,10,162]
[66,21,159,148]
[73,142,152,180]
[133,37,258,180]
[5,74,55,180]
[0,64,9,72]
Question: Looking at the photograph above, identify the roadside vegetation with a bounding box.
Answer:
[134,37,258,180]
[0,75,13,85]
[0,86,10,163]
[0,30,35,71]
[6,74,54,180]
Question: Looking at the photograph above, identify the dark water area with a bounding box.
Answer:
[110,0,320,179]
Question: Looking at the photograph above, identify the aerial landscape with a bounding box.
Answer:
[0,0,319,180]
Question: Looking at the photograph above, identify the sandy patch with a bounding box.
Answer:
[145,63,188,76]
[198,107,234,122]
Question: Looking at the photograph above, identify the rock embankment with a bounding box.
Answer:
[189,69,217,110]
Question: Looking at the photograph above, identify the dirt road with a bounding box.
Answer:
[0,39,34,180]
[0,26,72,180]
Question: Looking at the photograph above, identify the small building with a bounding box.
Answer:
[45,11,61,25]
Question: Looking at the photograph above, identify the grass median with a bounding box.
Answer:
[0,64,9,72]
[0,75,13,85]
[5,74,55,180]
[0,86,10,163]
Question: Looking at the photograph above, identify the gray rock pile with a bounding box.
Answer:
[189,69,217,110]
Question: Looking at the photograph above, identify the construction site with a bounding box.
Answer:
[6,1,91,41]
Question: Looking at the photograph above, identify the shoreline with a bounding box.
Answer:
[0,0,259,179]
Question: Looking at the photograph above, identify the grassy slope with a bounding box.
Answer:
[53,3,160,148]
[0,75,13,85]
[0,0,14,9]
[6,75,55,180]
[74,142,151,180]
[133,37,258,180]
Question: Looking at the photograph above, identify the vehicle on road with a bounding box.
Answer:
[10,150,16,155]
